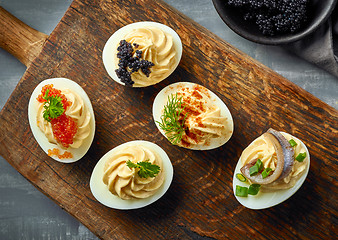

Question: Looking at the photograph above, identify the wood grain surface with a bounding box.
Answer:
[0,6,48,67]
[0,0,337,239]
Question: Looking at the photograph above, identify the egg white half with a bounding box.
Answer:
[102,21,183,87]
[28,78,96,163]
[233,132,310,209]
[90,140,173,210]
[153,82,234,150]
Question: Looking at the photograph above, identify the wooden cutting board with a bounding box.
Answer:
[0,0,337,239]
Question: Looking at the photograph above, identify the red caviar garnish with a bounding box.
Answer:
[51,113,78,148]
[48,148,73,159]
[37,84,71,111]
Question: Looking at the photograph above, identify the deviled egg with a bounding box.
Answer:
[102,21,182,87]
[233,128,310,209]
[90,140,173,209]
[153,82,234,150]
[28,78,95,163]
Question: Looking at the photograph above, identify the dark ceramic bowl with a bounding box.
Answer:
[212,0,337,45]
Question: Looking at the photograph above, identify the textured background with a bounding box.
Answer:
[0,0,337,239]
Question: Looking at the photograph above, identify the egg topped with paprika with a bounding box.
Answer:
[28,78,95,163]
[153,82,234,150]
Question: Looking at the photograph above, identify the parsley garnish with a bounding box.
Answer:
[42,89,64,122]
[157,93,187,145]
[126,160,160,178]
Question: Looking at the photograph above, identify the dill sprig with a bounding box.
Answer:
[157,93,187,145]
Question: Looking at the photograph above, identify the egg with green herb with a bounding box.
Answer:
[90,140,173,209]
[28,78,95,163]
[153,82,234,150]
[233,129,310,209]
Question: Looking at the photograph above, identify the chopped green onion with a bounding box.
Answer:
[249,164,259,176]
[236,185,248,197]
[295,152,306,162]
[249,159,263,176]
[262,168,272,179]
[256,159,263,170]
[248,184,261,195]
[236,173,247,182]
[289,139,297,147]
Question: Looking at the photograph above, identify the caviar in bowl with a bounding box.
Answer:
[212,0,337,45]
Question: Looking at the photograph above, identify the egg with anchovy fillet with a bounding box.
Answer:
[233,129,310,209]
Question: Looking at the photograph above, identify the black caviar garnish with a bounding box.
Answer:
[225,0,308,36]
[115,40,154,86]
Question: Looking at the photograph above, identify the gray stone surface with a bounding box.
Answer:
[0,0,337,239]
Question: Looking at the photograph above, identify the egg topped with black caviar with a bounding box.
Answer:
[102,21,182,87]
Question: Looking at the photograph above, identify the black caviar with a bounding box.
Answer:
[115,40,154,87]
[225,0,308,36]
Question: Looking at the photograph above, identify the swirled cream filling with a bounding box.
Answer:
[117,26,177,87]
[36,88,91,149]
[176,85,228,147]
[241,132,308,191]
[102,145,165,200]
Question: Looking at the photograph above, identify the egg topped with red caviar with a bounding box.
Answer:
[28,78,95,163]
